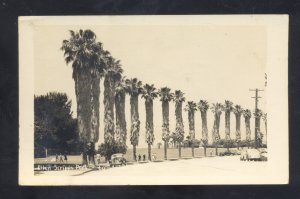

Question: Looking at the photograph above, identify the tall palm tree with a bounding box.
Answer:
[262,112,267,147]
[184,101,197,157]
[233,105,243,150]
[126,78,143,161]
[103,56,123,144]
[61,29,105,165]
[223,100,233,152]
[158,87,173,160]
[173,90,185,158]
[253,109,263,148]
[211,103,223,156]
[243,109,252,148]
[141,84,158,161]
[198,100,209,156]
[115,76,127,146]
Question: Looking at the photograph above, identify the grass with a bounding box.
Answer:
[35,147,243,165]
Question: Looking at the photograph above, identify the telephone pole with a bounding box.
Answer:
[249,88,264,148]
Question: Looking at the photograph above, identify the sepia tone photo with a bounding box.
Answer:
[19,15,288,185]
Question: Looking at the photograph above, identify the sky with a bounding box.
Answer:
[34,24,267,148]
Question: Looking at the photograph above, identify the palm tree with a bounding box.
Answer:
[233,105,243,150]
[184,101,197,157]
[253,109,263,148]
[115,76,127,146]
[223,100,233,152]
[61,29,105,165]
[141,84,158,161]
[126,78,143,161]
[211,103,223,156]
[173,90,185,158]
[103,56,123,144]
[158,87,173,160]
[243,109,252,148]
[198,100,209,156]
[262,112,267,147]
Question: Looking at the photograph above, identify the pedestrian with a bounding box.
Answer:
[96,154,101,164]
[64,154,68,163]
[55,154,58,162]
[59,153,63,163]
[138,154,141,161]
[143,154,146,161]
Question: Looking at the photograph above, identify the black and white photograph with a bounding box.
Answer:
[18,15,288,185]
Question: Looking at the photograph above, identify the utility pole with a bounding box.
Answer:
[249,89,264,148]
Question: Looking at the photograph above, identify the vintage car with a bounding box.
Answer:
[109,153,127,167]
[240,149,267,161]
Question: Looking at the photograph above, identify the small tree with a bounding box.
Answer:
[98,140,127,161]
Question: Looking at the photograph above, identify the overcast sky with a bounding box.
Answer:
[34,23,267,148]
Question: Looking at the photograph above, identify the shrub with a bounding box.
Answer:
[98,140,127,160]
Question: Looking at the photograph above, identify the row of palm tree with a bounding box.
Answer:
[61,29,266,165]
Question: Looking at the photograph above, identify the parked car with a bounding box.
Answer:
[219,151,238,156]
[240,149,267,161]
[109,153,127,167]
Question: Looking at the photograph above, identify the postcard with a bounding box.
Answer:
[19,15,288,185]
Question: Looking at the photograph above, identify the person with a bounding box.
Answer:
[59,153,63,163]
[64,154,68,163]
[55,154,58,162]
[142,154,146,161]
[96,154,101,165]
[138,154,141,161]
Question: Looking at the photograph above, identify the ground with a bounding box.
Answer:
[35,156,268,178]
[34,147,268,178]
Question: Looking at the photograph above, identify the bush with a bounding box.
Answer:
[98,140,127,160]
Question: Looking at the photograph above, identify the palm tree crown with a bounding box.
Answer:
[184,101,197,112]
[141,84,158,101]
[211,103,223,114]
[173,90,186,103]
[158,87,174,102]
[243,109,252,118]
[125,78,143,96]
[233,105,243,115]
[61,29,105,78]
[104,57,123,80]
[223,100,233,112]
[198,100,209,112]
[115,76,127,95]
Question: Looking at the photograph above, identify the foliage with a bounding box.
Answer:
[98,140,127,160]
[61,29,106,79]
[34,92,79,158]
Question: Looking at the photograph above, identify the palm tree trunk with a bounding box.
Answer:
[104,76,115,143]
[133,145,137,161]
[179,144,182,158]
[225,111,231,152]
[130,94,140,161]
[164,141,167,160]
[145,100,154,161]
[76,67,100,165]
[201,111,208,157]
[115,92,126,145]
[175,102,184,159]
[148,143,151,161]
[162,101,170,160]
